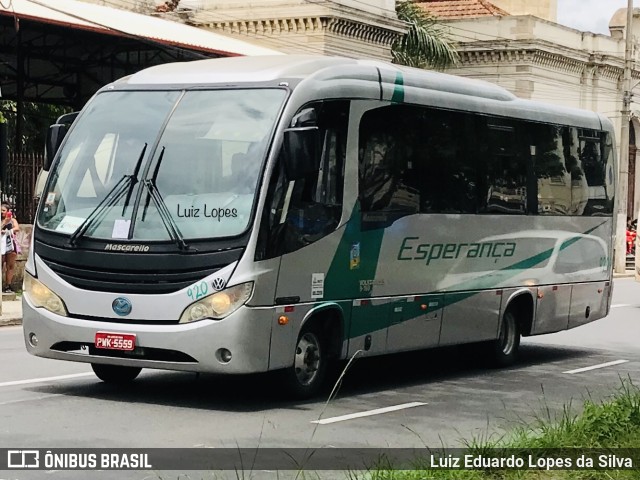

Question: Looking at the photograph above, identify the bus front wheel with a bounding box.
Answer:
[282,325,328,399]
[91,364,142,384]
[489,310,520,367]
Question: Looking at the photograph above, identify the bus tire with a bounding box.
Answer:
[489,309,520,367]
[282,324,328,399]
[91,363,142,384]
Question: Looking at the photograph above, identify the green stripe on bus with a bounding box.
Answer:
[345,220,610,339]
[391,72,404,103]
[324,202,385,300]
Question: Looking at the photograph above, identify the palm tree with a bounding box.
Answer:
[392,1,459,70]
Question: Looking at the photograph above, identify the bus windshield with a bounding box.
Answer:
[37,88,286,242]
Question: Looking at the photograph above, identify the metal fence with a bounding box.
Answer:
[1,152,44,224]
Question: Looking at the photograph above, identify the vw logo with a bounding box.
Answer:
[112,297,132,316]
[212,278,226,291]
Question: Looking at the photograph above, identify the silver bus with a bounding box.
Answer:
[23,56,616,398]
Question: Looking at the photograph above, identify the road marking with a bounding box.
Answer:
[311,402,427,425]
[611,304,633,309]
[564,360,629,374]
[0,372,93,388]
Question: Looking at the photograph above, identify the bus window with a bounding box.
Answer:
[531,124,571,215]
[576,129,613,216]
[358,105,475,229]
[479,120,529,215]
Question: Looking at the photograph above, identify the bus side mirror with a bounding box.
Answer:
[283,127,320,180]
[44,111,79,170]
[45,124,68,170]
[34,168,49,202]
[282,107,320,180]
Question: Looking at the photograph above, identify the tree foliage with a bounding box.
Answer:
[0,101,72,153]
[392,1,459,70]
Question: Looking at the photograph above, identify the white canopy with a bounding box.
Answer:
[2,0,282,56]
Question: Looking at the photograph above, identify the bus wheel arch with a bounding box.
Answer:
[300,305,345,361]
[489,292,533,367]
[282,306,344,398]
[505,292,534,337]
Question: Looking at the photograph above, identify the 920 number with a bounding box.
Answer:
[187,281,208,301]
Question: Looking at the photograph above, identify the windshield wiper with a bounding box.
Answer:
[139,146,190,251]
[121,143,147,217]
[141,146,164,222]
[142,178,190,251]
[68,144,147,247]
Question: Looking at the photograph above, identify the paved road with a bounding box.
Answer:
[1,278,639,479]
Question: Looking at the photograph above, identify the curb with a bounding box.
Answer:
[0,317,22,327]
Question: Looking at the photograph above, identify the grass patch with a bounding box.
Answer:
[363,379,640,480]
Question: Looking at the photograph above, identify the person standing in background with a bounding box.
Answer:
[1,203,20,293]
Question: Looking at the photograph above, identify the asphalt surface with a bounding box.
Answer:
[1,278,639,480]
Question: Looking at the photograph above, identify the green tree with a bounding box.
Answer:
[392,1,459,70]
[0,101,71,153]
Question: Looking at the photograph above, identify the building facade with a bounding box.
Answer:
[81,0,407,61]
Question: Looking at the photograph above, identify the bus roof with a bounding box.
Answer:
[116,55,608,131]
[122,55,512,100]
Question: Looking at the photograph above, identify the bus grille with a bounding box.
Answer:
[41,259,222,294]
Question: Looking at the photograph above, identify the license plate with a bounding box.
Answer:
[95,332,136,351]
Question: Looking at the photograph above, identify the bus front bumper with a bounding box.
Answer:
[21,296,274,374]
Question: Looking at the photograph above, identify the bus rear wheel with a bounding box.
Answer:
[91,364,142,384]
[282,325,328,399]
[488,310,520,367]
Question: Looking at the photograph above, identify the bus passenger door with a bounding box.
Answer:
[386,295,442,353]
[268,102,355,299]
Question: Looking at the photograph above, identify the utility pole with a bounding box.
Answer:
[617,0,633,274]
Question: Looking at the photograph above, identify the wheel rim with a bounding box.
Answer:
[294,332,321,387]
[500,314,516,356]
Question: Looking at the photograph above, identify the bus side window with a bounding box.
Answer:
[577,129,613,216]
[531,124,571,216]
[255,100,348,259]
[358,106,416,229]
[478,120,529,215]
[358,105,475,229]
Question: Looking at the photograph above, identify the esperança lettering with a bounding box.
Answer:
[397,237,516,265]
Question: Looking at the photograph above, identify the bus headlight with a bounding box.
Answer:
[179,282,253,323]
[23,272,68,316]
